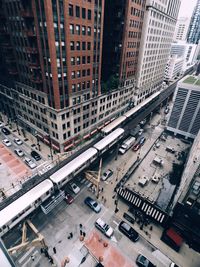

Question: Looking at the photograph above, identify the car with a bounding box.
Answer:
[136,254,156,267]
[65,193,74,204]
[24,157,37,169]
[139,137,146,145]
[118,221,139,242]
[2,139,12,147]
[101,169,113,181]
[14,149,24,157]
[140,119,146,126]
[70,182,80,194]
[14,138,23,145]
[132,143,140,151]
[138,129,144,136]
[31,150,41,161]
[0,121,4,128]
[155,142,160,148]
[2,127,11,135]
[84,196,101,213]
[164,107,170,114]
[95,218,114,238]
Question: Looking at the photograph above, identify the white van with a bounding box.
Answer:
[119,136,136,154]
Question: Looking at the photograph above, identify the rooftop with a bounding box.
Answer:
[181,75,200,86]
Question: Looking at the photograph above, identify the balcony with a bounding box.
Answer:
[26,47,38,54]
[20,9,33,18]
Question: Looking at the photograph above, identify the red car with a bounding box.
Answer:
[132,143,140,151]
[65,193,74,204]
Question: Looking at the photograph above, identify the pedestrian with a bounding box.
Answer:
[101,196,104,200]
[79,223,82,229]
[70,232,73,238]
[31,255,35,261]
[53,247,56,254]
[104,198,107,204]
[101,187,104,193]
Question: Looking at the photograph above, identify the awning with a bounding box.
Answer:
[64,143,74,151]
[83,134,90,140]
[166,228,183,247]
[43,138,50,144]
[104,121,110,126]
[52,144,60,151]
[90,129,97,135]
[97,124,104,130]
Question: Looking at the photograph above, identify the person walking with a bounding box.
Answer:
[53,247,56,254]
[31,255,35,261]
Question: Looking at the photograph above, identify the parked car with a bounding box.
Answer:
[2,127,11,135]
[84,196,101,213]
[14,138,23,145]
[0,121,4,128]
[70,182,80,194]
[24,157,37,169]
[138,129,144,136]
[2,139,12,147]
[31,150,41,161]
[132,143,140,151]
[118,221,139,242]
[136,254,156,267]
[164,107,170,114]
[139,119,146,126]
[95,218,114,238]
[139,137,146,145]
[14,149,24,157]
[101,169,113,181]
[65,193,74,204]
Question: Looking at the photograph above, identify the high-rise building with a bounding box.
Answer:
[173,17,190,42]
[187,0,200,44]
[101,0,146,89]
[135,0,181,104]
[167,75,200,139]
[164,55,184,81]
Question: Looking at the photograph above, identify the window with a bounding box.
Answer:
[76,41,80,50]
[82,42,86,50]
[76,25,80,35]
[88,9,91,20]
[77,56,80,65]
[70,41,75,50]
[69,4,73,16]
[87,42,91,50]
[87,27,91,36]
[77,83,81,91]
[87,56,90,63]
[82,69,86,77]
[87,69,90,75]
[82,26,86,35]
[70,24,74,34]
[71,71,75,79]
[72,84,76,92]
[87,81,90,88]
[82,8,86,19]
[82,81,86,89]
[76,6,80,17]
[82,56,86,64]
[77,70,81,78]
[71,57,75,65]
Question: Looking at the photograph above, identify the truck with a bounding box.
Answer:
[119,136,136,154]
[153,156,164,166]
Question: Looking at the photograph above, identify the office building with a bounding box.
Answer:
[135,0,181,104]
[101,0,146,89]
[164,56,184,81]
[167,75,200,139]
[187,0,200,44]
[173,17,190,42]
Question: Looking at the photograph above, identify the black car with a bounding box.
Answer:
[31,150,41,161]
[1,127,11,135]
[118,221,139,242]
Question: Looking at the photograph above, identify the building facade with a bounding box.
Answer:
[164,56,184,81]
[187,0,200,44]
[167,75,200,139]
[173,17,190,42]
[135,0,181,104]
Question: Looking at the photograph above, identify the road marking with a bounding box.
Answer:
[113,220,119,226]
[18,247,35,263]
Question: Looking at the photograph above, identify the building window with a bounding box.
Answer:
[82,26,86,35]
[69,4,73,16]
[87,56,90,63]
[82,42,86,50]
[87,42,91,50]
[71,57,75,65]
[87,69,90,75]
[77,56,80,65]
[75,6,80,17]
[76,25,80,35]
[70,41,75,50]
[70,24,74,34]
[87,27,91,36]
[82,56,86,64]
[71,71,75,79]
[77,83,81,91]
[82,8,86,19]
[88,9,91,20]
[82,69,86,77]
[72,84,76,92]
[76,41,81,50]
[77,70,81,78]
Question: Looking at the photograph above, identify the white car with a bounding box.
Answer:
[14,149,24,157]
[14,138,23,145]
[2,139,12,147]
[24,157,36,169]
[70,183,80,194]
[95,218,114,238]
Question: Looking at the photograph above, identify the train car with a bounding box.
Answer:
[49,148,97,188]
[94,128,124,155]
[0,180,54,237]
[101,116,127,135]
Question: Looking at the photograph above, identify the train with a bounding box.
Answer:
[0,89,167,237]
